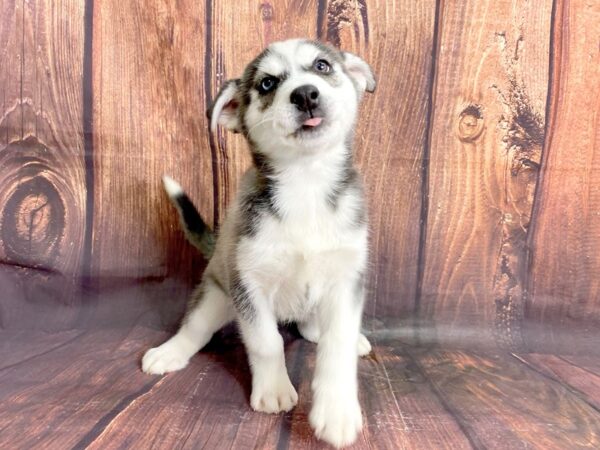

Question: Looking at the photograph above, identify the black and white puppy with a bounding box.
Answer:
[142,38,376,448]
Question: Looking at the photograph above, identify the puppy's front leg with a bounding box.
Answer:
[310,282,364,448]
[238,305,298,414]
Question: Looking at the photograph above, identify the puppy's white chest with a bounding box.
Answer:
[234,153,367,321]
[238,209,366,322]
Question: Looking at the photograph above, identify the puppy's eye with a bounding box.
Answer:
[313,59,331,73]
[258,76,278,94]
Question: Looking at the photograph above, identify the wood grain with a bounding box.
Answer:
[0,0,599,368]
[91,0,211,281]
[526,0,600,351]
[420,0,552,347]
[416,350,600,449]
[83,330,288,450]
[516,353,600,411]
[2,325,600,449]
[0,328,157,449]
[86,333,422,450]
[319,1,437,323]
[370,341,473,449]
[0,329,83,371]
[0,0,87,327]
[0,264,82,330]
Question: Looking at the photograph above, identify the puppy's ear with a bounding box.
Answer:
[206,79,242,133]
[342,52,376,94]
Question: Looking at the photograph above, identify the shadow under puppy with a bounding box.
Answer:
[142,38,376,448]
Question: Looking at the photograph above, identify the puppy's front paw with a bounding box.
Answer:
[142,342,189,375]
[310,393,363,448]
[250,373,298,414]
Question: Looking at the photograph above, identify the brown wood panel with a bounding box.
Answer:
[0,329,83,371]
[91,0,212,280]
[320,1,437,322]
[420,0,552,346]
[56,335,471,450]
[516,353,600,410]
[526,0,600,350]
[0,328,163,449]
[560,356,600,376]
[3,326,600,449]
[366,341,472,449]
[0,266,85,330]
[83,331,285,449]
[207,0,320,224]
[416,350,600,449]
[0,0,87,327]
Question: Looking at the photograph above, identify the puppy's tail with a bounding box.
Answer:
[162,175,216,259]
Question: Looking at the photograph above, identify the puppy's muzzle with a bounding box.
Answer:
[290,84,320,113]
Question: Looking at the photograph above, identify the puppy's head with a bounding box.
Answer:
[208,39,375,158]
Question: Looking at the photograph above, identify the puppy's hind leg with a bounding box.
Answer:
[142,277,234,375]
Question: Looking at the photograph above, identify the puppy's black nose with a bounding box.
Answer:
[290,85,320,112]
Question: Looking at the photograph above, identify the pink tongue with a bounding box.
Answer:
[303,117,323,127]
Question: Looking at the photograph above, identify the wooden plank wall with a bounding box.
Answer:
[0,0,87,329]
[421,0,552,346]
[526,0,600,353]
[0,0,599,351]
[91,0,211,282]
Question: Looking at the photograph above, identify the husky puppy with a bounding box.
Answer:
[142,38,375,448]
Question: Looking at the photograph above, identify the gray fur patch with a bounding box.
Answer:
[354,271,366,306]
[183,274,225,324]
[230,270,257,321]
[306,40,345,65]
[237,151,279,237]
[352,197,368,228]
[184,282,206,322]
[326,154,354,210]
[327,160,367,229]
[237,49,273,134]
[314,70,343,88]
[169,188,216,258]
[304,40,345,88]
[257,72,289,112]
[258,86,277,111]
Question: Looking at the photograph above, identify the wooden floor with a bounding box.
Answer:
[1,323,599,449]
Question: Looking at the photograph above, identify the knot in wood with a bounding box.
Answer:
[1,140,65,267]
[260,2,273,21]
[16,192,52,242]
[457,104,484,142]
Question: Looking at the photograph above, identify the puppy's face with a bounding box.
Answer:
[209,39,375,158]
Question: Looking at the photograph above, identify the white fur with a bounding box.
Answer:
[210,82,239,132]
[142,283,234,374]
[162,175,183,198]
[310,282,364,447]
[299,314,372,357]
[238,303,298,413]
[343,52,377,93]
[245,40,359,160]
[142,39,375,448]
